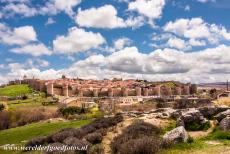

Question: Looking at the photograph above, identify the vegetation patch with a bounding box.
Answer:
[204,126,230,140]
[111,120,162,154]
[24,114,123,153]
[0,84,32,97]
[0,107,58,130]
[0,119,90,145]
[185,121,211,131]
[58,106,89,117]
[161,120,177,135]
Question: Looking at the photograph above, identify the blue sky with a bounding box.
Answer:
[0,0,230,84]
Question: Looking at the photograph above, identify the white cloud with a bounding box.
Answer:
[45,18,56,26]
[53,27,106,54]
[76,5,126,29]
[51,0,81,16]
[114,37,132,50]
[185,5,190,11]
[189,39,206,46]
[0,25,37,45]
[75,4,145,29]
[2,3,37,17]
[0,0,81,18]
[166,37,188,50]
[164,17,230,44]
[197,0,215,3]
[3,45,230,84]
[128,0,165,20]
[10,43,52,56]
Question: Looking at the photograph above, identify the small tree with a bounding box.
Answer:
[0,103,5,111]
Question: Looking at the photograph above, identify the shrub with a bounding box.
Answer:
[51,130,75,143]
[59,106,88,117]
[22,95,28,100]
[0,111,10,130]
[95,128,107,136]
[111,121,162,154]
[63,136,82,146]
[187,136,194,143]
[0,103,5,111]
[123,120,161,137]
[24,136,49,150]
[89,144,104,154]
[82,114,123,134]
[119,136,161,154]
[185,121,211,131]
[45,142,66,154]
[85,132,103,144]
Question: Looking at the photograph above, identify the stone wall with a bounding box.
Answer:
[22,79,197,97]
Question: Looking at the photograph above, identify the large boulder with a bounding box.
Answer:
[176,108,209,130]
[163,126,188,145]
[214,109,230,122]
[199,105,230,119]
[220,116,230,131]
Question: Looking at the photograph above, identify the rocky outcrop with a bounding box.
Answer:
[154,108,176,119]
[214,109,230,122]
[176,109,209,130]
[220,116,230,131]
[163,126,188,145]
[198,106,230,119]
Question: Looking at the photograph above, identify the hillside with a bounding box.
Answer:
[0,84,32,97]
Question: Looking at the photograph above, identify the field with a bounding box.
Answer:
[6,94,56,110]
[0,119,91,154]
[0,119,91,145]
[0,84,32,97]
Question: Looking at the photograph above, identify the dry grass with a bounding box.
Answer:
[214,97,230,107]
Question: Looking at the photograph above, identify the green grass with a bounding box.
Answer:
[161,82,176,88]
[204,126,230,140]
[161,125,230,154]
[0,119,91,145]
[5,92,56,110]
[0,84,32,97]
[160,120,176,135]
[6,97,56,110]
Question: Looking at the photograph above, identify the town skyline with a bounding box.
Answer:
[1,0,230,84]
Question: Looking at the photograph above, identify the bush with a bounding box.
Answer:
[0,111,10,130]
[59,106,88,117]
[89,144,104,154]
[123,120,161,137]
[81,114,123,134]
[24,136,49,150]
[0,103,5,111]
[185,121,211,131]
[51,130,75,143]
[111,121,162,154]
[187,136,194,143]
[85,132,103,144]
[45,142,66,154]
[119,136,161,154]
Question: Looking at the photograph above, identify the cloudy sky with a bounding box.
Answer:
[0,0,230,84]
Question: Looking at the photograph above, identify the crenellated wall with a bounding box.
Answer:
[22,79,197,97]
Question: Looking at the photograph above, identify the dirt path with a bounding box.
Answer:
[102,118,133,154]
[188,120,216,139]
[101,116,170,154]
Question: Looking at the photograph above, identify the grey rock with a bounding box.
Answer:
[199,105,230,119]
[214,109,230,122]
[220,116,230,131]
[163,126,188,145]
